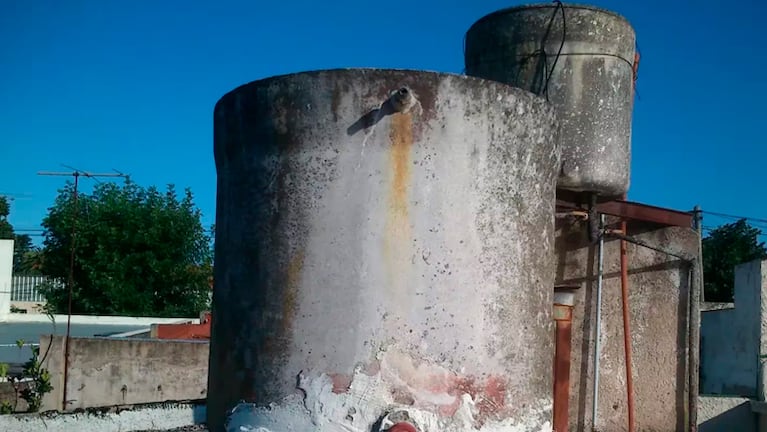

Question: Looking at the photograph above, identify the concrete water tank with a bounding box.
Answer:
[464,3,636,199]
[208,69,561,432]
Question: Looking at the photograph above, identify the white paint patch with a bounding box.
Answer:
[225,363,553,432]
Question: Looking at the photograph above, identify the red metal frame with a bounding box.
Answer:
[556,198,693,228]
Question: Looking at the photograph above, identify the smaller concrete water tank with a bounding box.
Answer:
[464,3,637,199]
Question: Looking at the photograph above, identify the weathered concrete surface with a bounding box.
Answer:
[700,260,766,397]
[0,402,205,432]
[209,69,561,431]
[40,336,208,411]
[464,4,636,198]
[556,220,697,431]
[697,396,755,432]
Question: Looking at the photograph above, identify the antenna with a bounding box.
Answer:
[37,167,128,410]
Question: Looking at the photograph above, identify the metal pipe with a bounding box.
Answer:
[555,210,589,219]
[606,232,691,262]
[591,214,605,431]
[688,206,703,431]
[553,287,577,432]
[619,211,636,432]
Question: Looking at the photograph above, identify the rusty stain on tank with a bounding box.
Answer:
[383,112,414,293]
[281,251,304,334]
[388,112,413,231]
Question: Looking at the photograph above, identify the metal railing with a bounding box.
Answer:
[11,275,60,303]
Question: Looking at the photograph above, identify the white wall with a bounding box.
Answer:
[0,239,13,322]
[700,260,767,396]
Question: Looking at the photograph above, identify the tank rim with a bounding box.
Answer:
[466,3,633,34]
[214,67,554,111]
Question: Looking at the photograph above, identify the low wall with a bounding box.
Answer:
[698,396,756,432]
[40,335,209,411]
[0,402,205,432]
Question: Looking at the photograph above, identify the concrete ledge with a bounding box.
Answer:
[700,302,735,312]
[698,396,756,431]
[3,314,199,325]
[0,402,205,432]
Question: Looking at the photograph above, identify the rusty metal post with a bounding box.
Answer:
[554,286,578,432]
[619,214,636,432]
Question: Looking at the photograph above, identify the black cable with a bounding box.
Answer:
[701,210,767,225]
[543,0,566,101]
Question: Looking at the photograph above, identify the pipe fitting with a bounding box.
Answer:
[389,87,415,112]
[388,423,418,432]
[378,410,418,432]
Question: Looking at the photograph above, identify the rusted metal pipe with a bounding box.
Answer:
[555,210,589,220]
[619,211,636,432]
[553,286,578,432]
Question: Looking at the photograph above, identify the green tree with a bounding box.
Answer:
[703,219,767,302]
[40,179,212,317]
[0,196,14,239]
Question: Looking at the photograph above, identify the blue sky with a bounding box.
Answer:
[2,0,765,240]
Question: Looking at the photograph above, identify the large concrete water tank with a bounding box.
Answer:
[464,3,636,199]
[208,69,560,432]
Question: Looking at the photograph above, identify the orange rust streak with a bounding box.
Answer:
[388,113,414,226]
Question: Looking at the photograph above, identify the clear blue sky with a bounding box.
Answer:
[2,0,765,240]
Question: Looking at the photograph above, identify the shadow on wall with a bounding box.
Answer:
[699,401,755,432]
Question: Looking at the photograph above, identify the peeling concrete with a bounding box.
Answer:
[225,349,553,431]
[209,69,561,431]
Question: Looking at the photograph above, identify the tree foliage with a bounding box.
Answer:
[0,196,13,240]
[0,196,41,273]
[40,180,212,317]
[13,234,42,275]
[702,219,767,302]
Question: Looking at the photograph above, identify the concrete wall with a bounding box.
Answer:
[700,260,767,396]
[556,220,698,431]
[39,335,209,411]
[0,239,13,322]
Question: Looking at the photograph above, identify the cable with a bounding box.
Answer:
[543,0,566,101]
[701,210,767,225]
